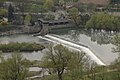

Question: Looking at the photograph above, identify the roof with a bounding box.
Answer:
[78,0,109,6]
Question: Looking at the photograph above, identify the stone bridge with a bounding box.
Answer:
[33,19,73,36]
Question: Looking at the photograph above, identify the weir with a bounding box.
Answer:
[37,34,106,66]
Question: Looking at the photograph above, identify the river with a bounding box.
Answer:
[0,35,49,61]
[51,28,119,65]
[0,29,119,65]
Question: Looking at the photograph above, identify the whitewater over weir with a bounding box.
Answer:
[37,34,106,66]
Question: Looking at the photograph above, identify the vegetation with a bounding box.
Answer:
[43,0,54,11]
[0,42,45,52]
[0,21,8,26]
[0,53,29,80]
[113,35,120,53]
[24,14,32,25]
[81,14,90,25]
[41,44,90,80]
[68,7,81,26]
[8,4,14,22]
[64,0,79,2]
[0,8,7,17]
[0,44,119,80]
[0,25,18,32]
[0,0,120,80]
[86,13,120,31]
[110,0,120,4]
[44,14,55,20]
[30,4,47,13]
[39,44,120,80]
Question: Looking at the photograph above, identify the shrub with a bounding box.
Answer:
[86,13,120,31]
[0,8,8,17]
[0,42,45,52]
[0,25,18,32]
[0,21,8,26]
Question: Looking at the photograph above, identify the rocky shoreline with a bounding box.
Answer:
[0,25,41,36]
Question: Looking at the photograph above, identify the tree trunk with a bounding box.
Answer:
[58,73,62,80]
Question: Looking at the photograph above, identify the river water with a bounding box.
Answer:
[0,29,119,65]
[51,29,119,65]
[0,35,49,61]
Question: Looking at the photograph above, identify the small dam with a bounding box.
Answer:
[37,34,106,66]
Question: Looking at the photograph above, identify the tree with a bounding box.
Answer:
[44,14,55,20]
[41,44,89,80]
[30,4,46,13]
[24,14,32,25]
[73,0,79,2]
[112,57,120,80]
[0,8,8,17]
[41,44,72,80]
[43,0,54,11]
[0,53,28,80]
[110,0,120,4]
[66,52,90,80]
[64,0,78,2]
[68,7,81,26]
[8,4,14,22]
[59,0,65,7]
[113,35,120,53]
[110,35,120,80]
[86,13,120,31]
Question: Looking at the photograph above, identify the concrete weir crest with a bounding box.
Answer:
[37,34,106,66]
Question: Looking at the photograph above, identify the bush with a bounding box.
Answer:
[0,42,45,52]
[0,8,8,17]
[0,25,18,32]
[0,21,8,26]
[86,13,120,31]
[44,14,55,20]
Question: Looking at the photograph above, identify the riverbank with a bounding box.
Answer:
[0,25,41,36]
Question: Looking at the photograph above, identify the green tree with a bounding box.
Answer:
[110,35,120,80]
[44,14,55,20]
[30,4,46,13]
[68,7,81,26]
[112,57,120,80]
[0,8,7,17]
[110,0,120,4]
[59,0,65,6]
[0,53,28,80]
[41,44,72,80]
[86,13,120,31]
[64,0,78,2]
[41,44,89,80]
[66,52,89,80]
[8,4,14,22]
[43,0,54,11]
[113,35,120,53]
[24,14,32,25]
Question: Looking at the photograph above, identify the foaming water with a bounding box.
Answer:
[37,34,106,66]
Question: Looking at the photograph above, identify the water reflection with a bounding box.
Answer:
[83,30,117,45]
[58,29,119,45]
[53,29,119,65]
[0,31,119,65]
[0,35,48,61]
